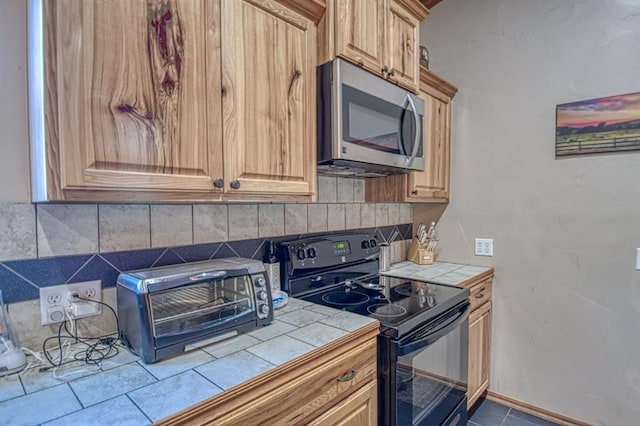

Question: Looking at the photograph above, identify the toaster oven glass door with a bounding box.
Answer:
[149,275,255,339]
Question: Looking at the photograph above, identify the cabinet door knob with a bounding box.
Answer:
[230,180,241,189]
[388,69,395,77]
[411,189,418,195]
[213,177,224,188]
[381,65,389,74]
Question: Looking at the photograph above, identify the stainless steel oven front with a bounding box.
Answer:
[379,301,470,426]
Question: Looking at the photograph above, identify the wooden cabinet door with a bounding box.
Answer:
[407,88,451,201]
[220,0,316,197]
[335,0,385,73]
[46,0,222,199]
[467,301,492,408]
[386,0,421,92]
[308,381,378,426]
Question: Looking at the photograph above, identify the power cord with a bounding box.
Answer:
[40,296,122,371]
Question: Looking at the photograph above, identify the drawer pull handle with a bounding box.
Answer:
[337,370,357,382]
[475,293,485,299]
[476,286,486,292]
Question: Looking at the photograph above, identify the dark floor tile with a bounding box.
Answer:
[509,409,559,426]
[468,398,510,426]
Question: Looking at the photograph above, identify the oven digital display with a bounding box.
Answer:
[333,241,351,255]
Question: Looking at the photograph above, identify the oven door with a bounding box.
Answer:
[380,301,469,426]
[149,272,257,348]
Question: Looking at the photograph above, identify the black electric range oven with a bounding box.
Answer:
[278,233,470,426]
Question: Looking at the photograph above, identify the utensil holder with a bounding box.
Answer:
[407,238,434,265]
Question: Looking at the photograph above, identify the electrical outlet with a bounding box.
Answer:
[474,238,494,256]
[39,280,102,325]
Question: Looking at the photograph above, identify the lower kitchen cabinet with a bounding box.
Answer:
[465,275,493,409]
[308,381,378,426]
[158,322,379,425]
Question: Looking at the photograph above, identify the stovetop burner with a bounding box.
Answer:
[321,290,370,306]
[367,303,407,318]
[394,283,413,297]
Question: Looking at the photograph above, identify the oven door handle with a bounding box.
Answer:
[397,302,469,356]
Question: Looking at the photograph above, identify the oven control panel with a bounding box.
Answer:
[280,233,379,271]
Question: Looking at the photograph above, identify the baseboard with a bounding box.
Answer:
[485,391,592,426]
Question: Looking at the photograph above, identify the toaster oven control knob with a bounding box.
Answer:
[296,249,306,260]
[307,247,316,259]
[361,240,370,249]
[255,276,266,287]
[259,305,270,315]
[369,239,377,248]
[257,290,268,301]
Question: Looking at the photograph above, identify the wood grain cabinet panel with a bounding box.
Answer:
[30,0,317,202]
[335,0,385,72]
[319,0,427,93]
[34,0,222,201]
[458,271,494,410]
[467,300,492,408]
[158,322,379,426]
[221,0,316,197]
[386,0,421,91]
[307,381,378,426]
[365,66,457,203]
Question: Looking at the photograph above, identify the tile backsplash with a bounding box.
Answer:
[0,177,414,349]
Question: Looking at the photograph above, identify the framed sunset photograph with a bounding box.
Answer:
[556,92,640,157]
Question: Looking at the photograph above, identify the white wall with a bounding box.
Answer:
[421,1,640,424]
[0,0,31,202]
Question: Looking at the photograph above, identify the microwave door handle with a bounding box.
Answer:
[405,93,421,167]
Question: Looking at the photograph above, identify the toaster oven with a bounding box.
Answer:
[116,258,273,363]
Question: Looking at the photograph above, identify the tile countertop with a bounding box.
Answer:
[382,261,493,287]
[0,299,377,426]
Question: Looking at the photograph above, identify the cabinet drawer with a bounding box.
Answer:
[215,339,377,425]
[469,278,492,312]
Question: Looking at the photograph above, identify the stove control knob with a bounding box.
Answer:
[361,240,370,249]
[369,239,377,248]
[260,305,270,315]
[255,276,266,287]
[296,249,306,260]
[257,290,268,301]
[307,247,317,259]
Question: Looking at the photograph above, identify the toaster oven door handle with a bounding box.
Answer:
[189,271,228,281]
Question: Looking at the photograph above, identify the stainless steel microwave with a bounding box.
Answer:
[317,58,425,177]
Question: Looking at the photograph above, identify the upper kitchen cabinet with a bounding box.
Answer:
[29,0,318,202]
[318,0,428,93]
[366,66,457,202]
[220,0,317,199]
